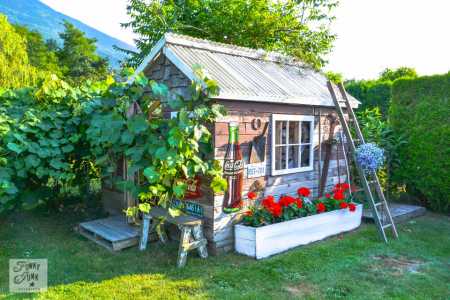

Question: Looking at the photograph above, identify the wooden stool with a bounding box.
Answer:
[139,206,208,267]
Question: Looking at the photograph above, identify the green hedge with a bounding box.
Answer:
[390,72,450,212]
[345,80,392,116]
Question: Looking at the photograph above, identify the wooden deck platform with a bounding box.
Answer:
[77,216,140,251]
[363,203,426,224]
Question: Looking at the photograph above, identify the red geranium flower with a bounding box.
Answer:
[295,198,303,209]
[297,187,311,197]
[348,203,356,212]
[279,195,296,207]
[339,202,348,209]
[262,196,275,209]
[269,203,282,217]
[325,193,331,199]
[335,183,350,191]
[316,202,326,213]
[333,190,345,201]
[247,191,257,200]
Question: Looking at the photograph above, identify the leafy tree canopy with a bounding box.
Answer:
[0,14,39,89]
[57,21,109,84]
[379,67,418,82]
[13,24,61,76]
[123,0,338,69]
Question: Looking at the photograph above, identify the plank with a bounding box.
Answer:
[149,207,202,226]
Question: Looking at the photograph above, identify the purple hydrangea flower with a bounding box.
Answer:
[355,143,385,173]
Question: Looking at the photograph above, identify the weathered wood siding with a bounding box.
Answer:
[211,100,349,254]
[141,53,350,255]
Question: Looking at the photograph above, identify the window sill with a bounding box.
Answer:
[271,166,314,176]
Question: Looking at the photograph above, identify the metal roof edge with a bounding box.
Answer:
[164,32,306,67]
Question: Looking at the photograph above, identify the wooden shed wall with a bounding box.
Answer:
[143,54,349,255]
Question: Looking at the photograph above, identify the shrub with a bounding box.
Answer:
[345,80,392,116]
[0,69,227,213]
[390,72,450,213]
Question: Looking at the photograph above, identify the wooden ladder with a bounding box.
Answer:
[327,81,399,243]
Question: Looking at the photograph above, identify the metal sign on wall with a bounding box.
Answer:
[246,162,266,178]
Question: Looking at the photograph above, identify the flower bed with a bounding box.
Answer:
[235,184,363,259]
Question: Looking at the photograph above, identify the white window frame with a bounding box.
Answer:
[271,114,314,176]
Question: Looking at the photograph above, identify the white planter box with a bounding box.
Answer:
[235,204,363,259]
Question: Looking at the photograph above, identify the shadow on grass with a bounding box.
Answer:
[1,208,449,299]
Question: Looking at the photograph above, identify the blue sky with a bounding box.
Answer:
[41,0,450,80]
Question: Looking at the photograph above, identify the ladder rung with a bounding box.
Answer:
[375,202,384,207]
[382,223,393,229]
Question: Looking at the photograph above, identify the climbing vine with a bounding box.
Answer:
[0,69,227,213]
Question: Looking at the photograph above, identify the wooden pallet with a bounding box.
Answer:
[364,203,426,224]
[77,215,140,251]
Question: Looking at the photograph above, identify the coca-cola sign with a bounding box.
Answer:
[223,159,244,175]
[222,121,244,213]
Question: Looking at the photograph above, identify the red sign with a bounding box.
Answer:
[184,176,202,199]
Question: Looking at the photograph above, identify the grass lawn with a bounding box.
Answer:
[0,207,449,300]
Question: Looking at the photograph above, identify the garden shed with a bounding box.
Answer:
[104,33,360,255]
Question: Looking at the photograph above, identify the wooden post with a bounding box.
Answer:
[139,214,152,250]
[192,225,208,258]
[177,226,192,268]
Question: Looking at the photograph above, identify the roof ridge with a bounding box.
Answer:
[164,32,305,67]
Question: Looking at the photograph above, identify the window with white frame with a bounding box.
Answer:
[271,114,314,175]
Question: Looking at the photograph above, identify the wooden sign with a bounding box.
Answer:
[172,199,204,217]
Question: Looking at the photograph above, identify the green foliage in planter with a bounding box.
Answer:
[390,72,450,212]
[0,68,227,213]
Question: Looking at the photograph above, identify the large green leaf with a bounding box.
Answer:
[143,167,159,183]
[7,142,24,154]
[127,115,148,134]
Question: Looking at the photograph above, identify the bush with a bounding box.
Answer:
[390,72,450,213]
[0,70,227,213]
[345,80,392,116]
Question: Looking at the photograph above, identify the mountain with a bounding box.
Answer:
[0,0,136,68]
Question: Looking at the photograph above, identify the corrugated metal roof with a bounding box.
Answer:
[137,33,359,107]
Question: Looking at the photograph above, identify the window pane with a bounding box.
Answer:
[301,121,311,143]
[288,121,299,144]
[288,145,299,169]
[275,146,287,170]
[301,145,311,167]
[275,121,287,145]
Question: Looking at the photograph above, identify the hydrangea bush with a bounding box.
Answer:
[355,143,385,173]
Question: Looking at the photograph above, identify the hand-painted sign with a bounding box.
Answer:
[172,199,204,217]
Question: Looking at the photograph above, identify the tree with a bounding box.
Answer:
[0,14,39,88]
[325,71,343,84]
[57,21,109,83]
[379,67,417,82]
[13,24,61,76]
[122,0,338,69]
